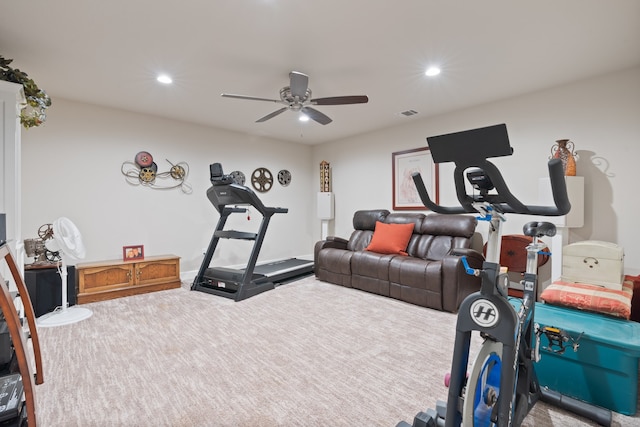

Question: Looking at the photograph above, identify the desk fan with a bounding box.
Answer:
[37,217,93,327]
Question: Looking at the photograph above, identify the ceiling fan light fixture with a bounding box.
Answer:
[425,66,441,77]
[299,114,310,122]
[157,74,173,84]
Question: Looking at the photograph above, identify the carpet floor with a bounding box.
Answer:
[34,276,640,426]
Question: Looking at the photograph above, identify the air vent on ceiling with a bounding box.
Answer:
[399,109,419,117]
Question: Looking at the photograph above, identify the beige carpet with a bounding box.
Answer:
[35,276,639,426]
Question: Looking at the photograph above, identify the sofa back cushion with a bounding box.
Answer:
[383,213,425,231]
[353,209,390,230]
[410,214,478,261]
[347,209,390,251]
[420,214,477,237]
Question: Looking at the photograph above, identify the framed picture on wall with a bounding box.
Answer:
[392,147,439,210]
[123,245,144,261]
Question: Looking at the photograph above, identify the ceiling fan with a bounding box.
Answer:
[221,71,368,125]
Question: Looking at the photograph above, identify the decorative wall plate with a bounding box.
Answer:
[278,169,292,186]
[135,151,154,168]
[230,170,246,185]
[139,166,156,183]
[251,167,273,193]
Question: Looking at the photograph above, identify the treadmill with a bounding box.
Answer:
[191,163,314,301]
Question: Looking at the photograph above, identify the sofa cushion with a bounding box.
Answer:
[366,221,414,255]
[315,248,354,287]
[420,214,477,238]
[389,257,443,310]
[346,230,375,252]
[351,250,395,296]
[409,214,478,261]
[384,212,425,230]
[540,278,633,319]
[353,209,389,230]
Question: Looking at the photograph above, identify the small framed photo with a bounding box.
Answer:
[123,245,144,261]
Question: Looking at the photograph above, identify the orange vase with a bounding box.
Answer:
[551,139,577,176]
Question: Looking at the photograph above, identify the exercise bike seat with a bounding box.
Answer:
[523,221,556,238]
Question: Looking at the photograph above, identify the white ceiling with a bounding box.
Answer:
[1,1,639,145]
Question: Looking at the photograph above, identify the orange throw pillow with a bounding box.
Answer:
[366,221,414,256]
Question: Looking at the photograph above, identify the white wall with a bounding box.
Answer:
[21,100,314,277]
[20,66,640,280]
[312,67,640,275]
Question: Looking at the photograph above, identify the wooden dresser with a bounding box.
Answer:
[76,255,181,303]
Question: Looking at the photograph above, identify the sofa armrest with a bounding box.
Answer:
[450,247,482,259]
[326,236,349,245]
[314,237,349,268]
[441,249,484,312]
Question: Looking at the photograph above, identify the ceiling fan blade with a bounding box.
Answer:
[302,107,332,125]
[221,93,281,103]
[310,95,369,105]
[289,71,309,99]
[256,107,288,123]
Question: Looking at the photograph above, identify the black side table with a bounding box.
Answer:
[24,265,76,318]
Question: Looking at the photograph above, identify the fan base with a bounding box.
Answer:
[37,306,93,327]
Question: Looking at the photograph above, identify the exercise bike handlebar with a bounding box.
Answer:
[412,158,571,216]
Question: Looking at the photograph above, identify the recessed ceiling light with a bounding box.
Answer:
[299,114,310,122]
[157,74,173,84]
[425,67,441,77]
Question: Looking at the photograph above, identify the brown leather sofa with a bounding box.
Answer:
[314,209,484,312]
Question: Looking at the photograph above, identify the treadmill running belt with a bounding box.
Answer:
[252,258,313,276]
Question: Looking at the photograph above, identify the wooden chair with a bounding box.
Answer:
[0,242,43,426]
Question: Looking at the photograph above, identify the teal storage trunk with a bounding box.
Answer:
[510,300,640,415]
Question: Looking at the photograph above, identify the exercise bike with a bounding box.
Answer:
[397,124,611,427]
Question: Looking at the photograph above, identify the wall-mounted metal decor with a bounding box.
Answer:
[320,160,330,192]
[277,169,291,186]
[230,170,246,185]
[121,151,192,193]
[251,167,273,193]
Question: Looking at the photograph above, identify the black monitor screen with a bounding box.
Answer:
[426,123,513,164]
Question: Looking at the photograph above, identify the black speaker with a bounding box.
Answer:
[24,266,76,318]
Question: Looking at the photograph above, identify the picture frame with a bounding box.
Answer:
[123,245,144,261]
[392,147,439,210]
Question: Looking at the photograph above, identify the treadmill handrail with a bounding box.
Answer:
[208,183,288,217]
[412,158,570,216]
[266,207,288,214]
[222,207,249,214]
